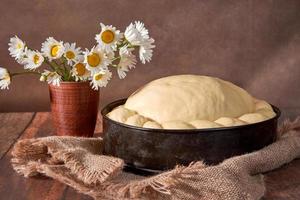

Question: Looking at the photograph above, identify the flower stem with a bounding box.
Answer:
[111,56,121,62]
[61,57,71,81]
[11,71,41,76]
[44,59,57,71]
[44,59,64,76]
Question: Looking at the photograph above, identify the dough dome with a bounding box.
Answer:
[125,75,254,123]
[106,75,276,129]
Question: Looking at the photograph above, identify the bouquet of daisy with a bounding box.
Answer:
[0,21,155,90]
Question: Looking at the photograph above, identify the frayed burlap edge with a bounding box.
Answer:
[101,161,207,199]
[278,117,300,138]
[11,137,124,185]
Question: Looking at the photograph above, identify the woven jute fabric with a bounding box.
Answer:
[11,118,300,200]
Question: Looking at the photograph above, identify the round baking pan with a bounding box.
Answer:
[102,99,280,172]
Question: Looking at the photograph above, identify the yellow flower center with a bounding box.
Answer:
[17,43,23,49]
[101,30,115,44]
[33,55,40,64]
[66,51,75,59]
[87,53,101,67]
[75,63,86,76]
[94,74,103,81]
[50,45,60,57]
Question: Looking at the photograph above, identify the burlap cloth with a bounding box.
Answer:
[11,118,300,200]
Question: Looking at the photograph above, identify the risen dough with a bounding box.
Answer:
[143,121,163,129]
[106,106,136,123]
[125,75,254,123]
[106,75,276,129]
[239,113,267,124]
[125,114,148,127]
[161,121,194,129]
[189,120,222,129]
[256,108,276,118]
[254,100,273,110]
[214,117,247,127]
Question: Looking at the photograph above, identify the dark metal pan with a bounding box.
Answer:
[102,99,280,172]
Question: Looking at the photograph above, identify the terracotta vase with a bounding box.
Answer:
[49,82,99,137]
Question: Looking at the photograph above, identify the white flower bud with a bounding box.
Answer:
[40,75,47,82]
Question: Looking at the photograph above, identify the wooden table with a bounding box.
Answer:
[0,112,299,200]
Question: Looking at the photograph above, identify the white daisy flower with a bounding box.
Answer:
[125,21,149,45]
[71,61,90,81]
[17,47,29,64]
[41,37,65,61]
[106,51,115,62]
[41,70,61,86]
[139,38,155,64]
[117,46,137,79]
[24,50,44,70]
[12,47,28,65]
[83,46,111,73]
[8,36,26,60]
[124,21,155,64]
[95,23,122,52]
[0,67,11,89]
[91,70,112,90]
[63,43,82,65]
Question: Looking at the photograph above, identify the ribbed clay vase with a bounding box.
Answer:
[49,82,99,137]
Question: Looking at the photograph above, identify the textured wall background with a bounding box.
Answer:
[0,0,299,118]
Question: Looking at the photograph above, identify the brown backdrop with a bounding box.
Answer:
[0,0,299,118]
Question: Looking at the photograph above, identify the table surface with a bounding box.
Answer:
[0,112,299,200]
